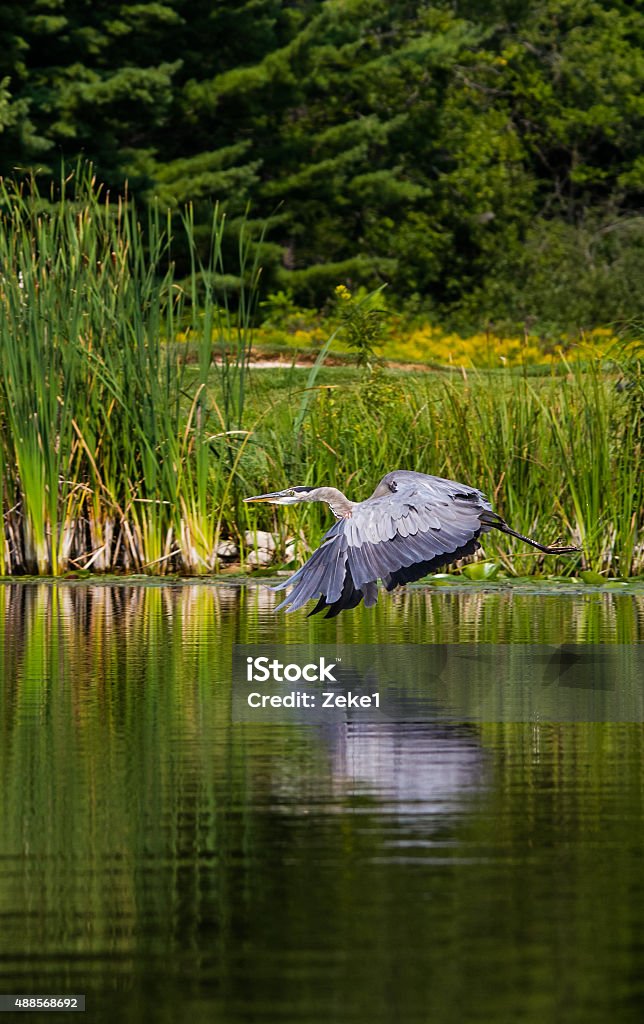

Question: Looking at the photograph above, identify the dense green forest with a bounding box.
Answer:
[1,0,643,330]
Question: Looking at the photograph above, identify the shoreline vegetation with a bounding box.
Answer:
[0,171,642,579]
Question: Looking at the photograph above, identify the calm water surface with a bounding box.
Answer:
[0,581,643,1023]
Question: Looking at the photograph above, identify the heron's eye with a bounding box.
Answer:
[389,480,397,493]
[288,489,296,496]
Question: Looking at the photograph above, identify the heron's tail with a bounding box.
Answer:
[482,513,580,555]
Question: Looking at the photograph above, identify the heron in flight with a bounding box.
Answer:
[244,470,578,617]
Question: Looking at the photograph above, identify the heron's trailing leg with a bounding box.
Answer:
[482,514,580,555]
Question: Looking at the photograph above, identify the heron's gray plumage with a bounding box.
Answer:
[244,469,578,617]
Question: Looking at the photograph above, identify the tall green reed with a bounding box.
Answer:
[0,165,257,574]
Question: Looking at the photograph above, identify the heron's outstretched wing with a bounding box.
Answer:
[273,477,491,617]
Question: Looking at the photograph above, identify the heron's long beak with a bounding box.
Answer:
[244,489,299,505]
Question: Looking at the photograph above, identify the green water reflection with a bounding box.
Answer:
[0,582,643,1023]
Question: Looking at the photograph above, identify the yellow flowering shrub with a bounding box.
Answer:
[176,289,627,369]
[383,324,620,368]
[251,318,621,368]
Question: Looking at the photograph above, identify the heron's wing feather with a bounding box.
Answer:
[272,522,342,592]
[343,481,488,588]
[384,535,481,589]
[273,479,490,616]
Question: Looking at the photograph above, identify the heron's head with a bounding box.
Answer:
[244,485,316,506]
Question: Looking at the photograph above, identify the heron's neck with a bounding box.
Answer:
[311,487,354,519]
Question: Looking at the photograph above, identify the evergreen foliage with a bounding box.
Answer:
[1,0,643,329]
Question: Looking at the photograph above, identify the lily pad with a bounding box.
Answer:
[580,570,605,585]
[462,562,501,581]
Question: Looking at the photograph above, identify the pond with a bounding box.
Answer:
[0,580,643,1023]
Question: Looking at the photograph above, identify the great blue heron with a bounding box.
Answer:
[244,470,579,617]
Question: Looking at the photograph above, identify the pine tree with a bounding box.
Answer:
[1,0,643,325]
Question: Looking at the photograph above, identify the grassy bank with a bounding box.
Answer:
[233,361,642,578]
[0,171,641,577]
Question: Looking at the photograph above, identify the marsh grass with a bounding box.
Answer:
[0,166,257,574]
[243,362,643,577]
[0,167,640,577]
